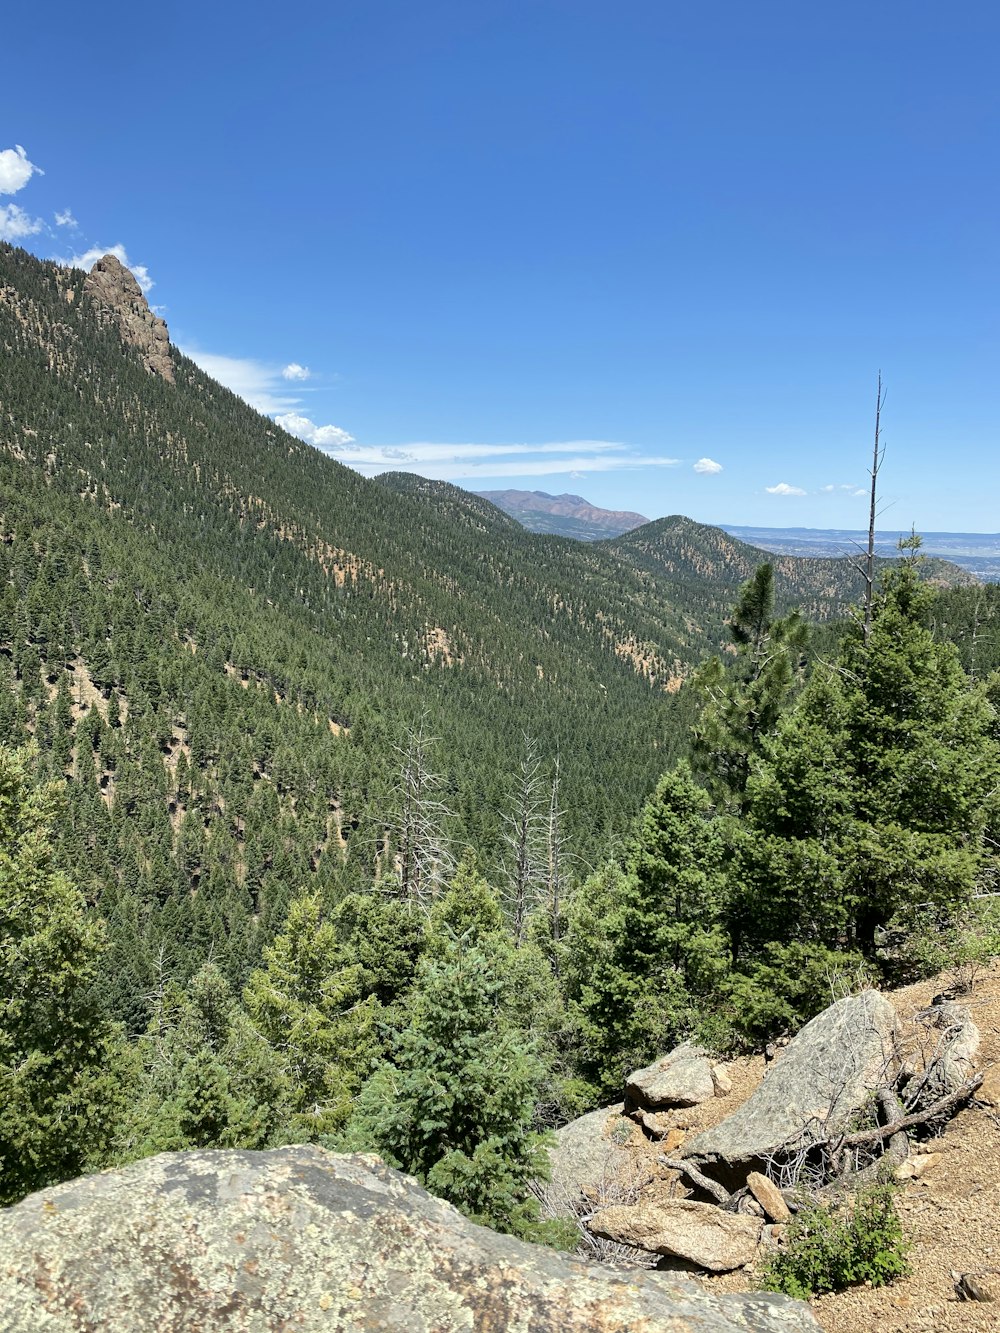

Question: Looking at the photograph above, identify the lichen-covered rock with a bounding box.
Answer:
[683,991,898,1182]
[903,1001,980,1108]
[543,1101,642,1213]
[588,1197,763,1273]
[626,1042,717,1110]
[0,1147,818,1331]
[83,253,174,382]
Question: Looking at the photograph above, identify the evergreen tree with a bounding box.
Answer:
[692,563,807,810]
[0,745,115,1203]
[572,764,727,1096]
[347,938,551,1238]
[243,893,379,1136]
[734,558,999,961]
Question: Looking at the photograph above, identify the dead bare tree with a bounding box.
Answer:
[502,733,548,944]
[387,715,454,908]
[862,373,886,645]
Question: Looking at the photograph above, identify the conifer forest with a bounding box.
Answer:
[4,240,1000,1237]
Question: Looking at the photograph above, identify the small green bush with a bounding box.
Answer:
[757,1184,910,1300]
[697,943,875,1055]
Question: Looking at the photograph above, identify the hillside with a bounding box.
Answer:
[0,241,969,1025]
[473,487,650,540]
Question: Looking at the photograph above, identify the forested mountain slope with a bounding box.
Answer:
[0,241,967,1024]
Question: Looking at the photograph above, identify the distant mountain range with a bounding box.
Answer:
[721,526,1000,583]
[474,489,650,540]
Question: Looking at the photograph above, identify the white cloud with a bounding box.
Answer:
[54,208,78,228]
[0,203,45,241]
[56,243,154,293]
[274,423,683,480]
[0,144,41,195]
[274,412,354,448]
[765,482,807,496]
[181,348,306,414]
[693,457,723,474]
[281,362,311,381]
[822,482,869,498]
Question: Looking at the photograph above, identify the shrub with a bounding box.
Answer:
[698,942,874,1054]
[757,1184,910,1300]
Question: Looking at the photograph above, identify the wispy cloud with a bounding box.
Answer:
[186,347,685,484]
[822,482,867,497]
[274,425,683,480]
[765,482,807,496]
[180,348,307,415]
[54,208,78,228]
[0,144,41,195]
[693,457,723,474]
[0,204,45,241]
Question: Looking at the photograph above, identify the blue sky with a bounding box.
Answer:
[3,1,998,529]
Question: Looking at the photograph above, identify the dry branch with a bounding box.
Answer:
[834,1072,983,1154]
[657,1155,731,1205]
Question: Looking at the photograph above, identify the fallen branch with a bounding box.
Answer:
[657,1155,731,1205]
[836,1072,982,1154]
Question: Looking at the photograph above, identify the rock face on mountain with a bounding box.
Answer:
[83,253,174,383]
[0,1146,819,1332]
[683,991,898,1184]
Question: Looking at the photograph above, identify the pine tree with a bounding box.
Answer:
[735,557,999,959]
[347,938,551,1238]
[0,745,115,1203]
[692,563,807,810]
[572,764,728,1096]
[243,893,379,1136]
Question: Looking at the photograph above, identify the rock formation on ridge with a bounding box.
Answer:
[83,252,174,383]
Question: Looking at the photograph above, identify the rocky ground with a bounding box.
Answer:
[705,963,1000,1332]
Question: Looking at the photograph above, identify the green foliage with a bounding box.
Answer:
[879,897,1000,990]
[730,561,999,961]
[692,563,808,809]
[243,894,379,1137]
[0,745,115,1203]
[114,962,291,1159]
[345,939,551,1239]
[571,766,729,1096]
[758,1185,910,1300]
[700,943,875,1053]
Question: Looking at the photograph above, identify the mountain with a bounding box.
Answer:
[0,241,971,1026]
[474,488,650,540]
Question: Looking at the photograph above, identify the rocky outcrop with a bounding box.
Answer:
[83,253,174,383]
[626,1043,718,1111]
[903,1001,980,1108]
[588,1197,762,1272]
[543,1102,642,1213]
[683,991,898,1183]
[0,1147,819,1332]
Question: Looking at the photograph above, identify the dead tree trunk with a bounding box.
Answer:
[863,373,886,647]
